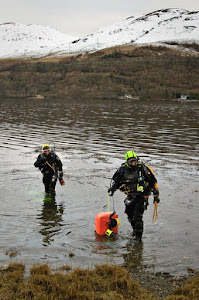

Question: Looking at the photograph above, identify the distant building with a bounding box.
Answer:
[180,95,188,100]
[124,94,133,99]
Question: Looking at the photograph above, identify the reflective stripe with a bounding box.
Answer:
[137,184,144,192]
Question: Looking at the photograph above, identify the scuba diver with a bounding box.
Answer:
[34,144,65,196]
[108,151,160,243]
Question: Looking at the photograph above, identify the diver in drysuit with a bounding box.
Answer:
[34,144,65,196]
[108,151,160,242]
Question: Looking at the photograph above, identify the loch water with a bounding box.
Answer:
[0,98,198,275]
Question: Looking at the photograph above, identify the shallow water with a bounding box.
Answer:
[0,98,198,275]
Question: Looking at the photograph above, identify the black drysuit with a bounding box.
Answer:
[110,161,159,239]
[34,151,63,195]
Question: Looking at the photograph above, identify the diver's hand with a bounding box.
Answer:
[60,178,65,186]
[153,195,160,204]
[108,188,114,196]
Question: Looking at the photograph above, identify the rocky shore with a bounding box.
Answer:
[128,266,199,299]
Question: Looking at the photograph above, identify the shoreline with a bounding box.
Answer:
[0,261,198,299]
[126,264,199,299]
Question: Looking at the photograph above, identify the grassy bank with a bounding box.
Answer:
[0,263,198,300]
[0,44,199,100]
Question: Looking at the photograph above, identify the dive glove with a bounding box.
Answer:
[60,179,65,186]
[59,172,65,185]
[108,188,114,196]
[153,195,160,204]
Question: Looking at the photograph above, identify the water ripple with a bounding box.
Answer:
[0,98,199,274]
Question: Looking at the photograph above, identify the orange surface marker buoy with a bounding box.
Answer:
[95,211,119,236]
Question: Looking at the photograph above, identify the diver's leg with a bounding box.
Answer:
[132,197,145,242]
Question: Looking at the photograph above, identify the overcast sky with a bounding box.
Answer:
[1,0,199,37]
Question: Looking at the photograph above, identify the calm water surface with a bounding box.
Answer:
[0,98,198,275]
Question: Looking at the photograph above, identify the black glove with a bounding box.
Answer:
[154,195,160,204]
[108,188,114,196]
[34,156,46,168]
[59,171,63,182]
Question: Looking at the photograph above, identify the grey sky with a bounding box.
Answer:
[1,0,199,37]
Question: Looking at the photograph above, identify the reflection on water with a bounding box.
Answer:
[123,241,144,269]
[0,98,198,165]
[0,98,198,275]
[37,196,64,246]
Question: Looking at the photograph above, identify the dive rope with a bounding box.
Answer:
[107,194,115,212]
[152,201,159,223]
[107,194,110,212]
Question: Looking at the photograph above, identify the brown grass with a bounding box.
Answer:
[0,263,199,300]
[0,263,156,300]
[164,277,199,300]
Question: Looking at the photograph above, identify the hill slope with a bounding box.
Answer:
[0,45,198,100]
[71,8,199,54]
[0,22,76,58]
[0,8,199,59]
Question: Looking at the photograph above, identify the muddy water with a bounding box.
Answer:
[0,98,198,275]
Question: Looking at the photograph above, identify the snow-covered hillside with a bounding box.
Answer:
[0,22,76,58]
[0,8,199,59]
[70,8,199,54]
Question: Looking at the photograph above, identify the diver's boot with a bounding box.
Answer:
[49,188,56,198]
[132,230,136,237]
[133,218,143,243]
[45,187,49,194]
[128,218,136,236]
[133,232,142,243]
[133,236,142,243]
